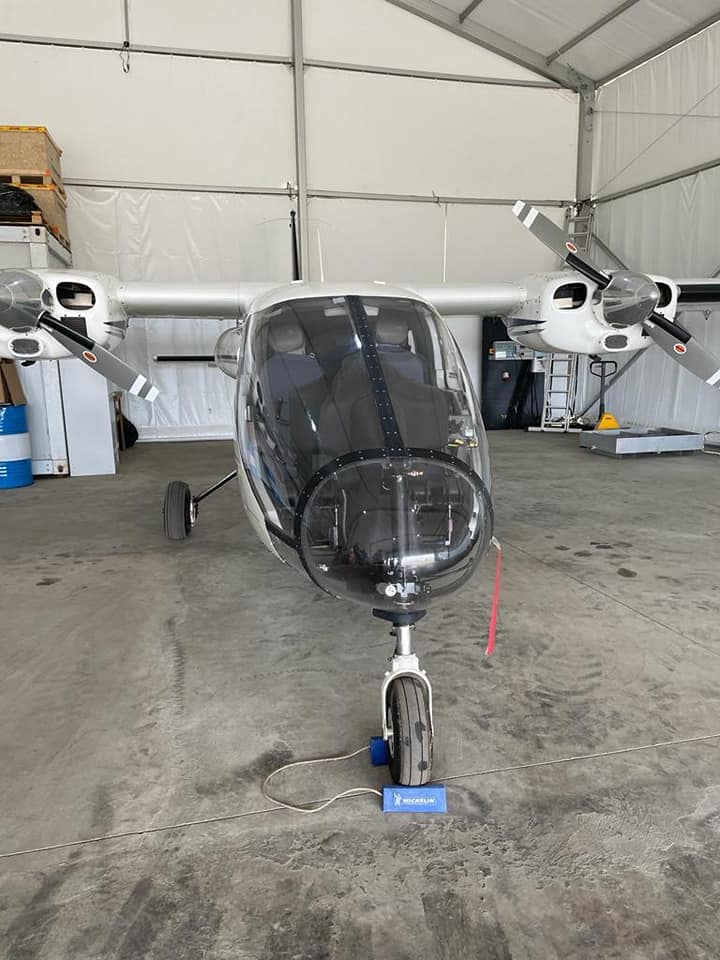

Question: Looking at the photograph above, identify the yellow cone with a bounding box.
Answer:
[596,412,621,430]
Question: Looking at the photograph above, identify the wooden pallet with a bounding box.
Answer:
[0,168,65,195]
[0,210,44,227]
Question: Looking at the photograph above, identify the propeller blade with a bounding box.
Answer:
[644,313,720,388]
[512,201,610,288]
[40,314,159,401]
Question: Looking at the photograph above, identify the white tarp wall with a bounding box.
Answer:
[1,0,578,439]
[590,21,720,437]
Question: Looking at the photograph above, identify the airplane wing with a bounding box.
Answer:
[118,280,528,319]
[118,281,275,318]
[410,283,527,317]
[675,280,720,313]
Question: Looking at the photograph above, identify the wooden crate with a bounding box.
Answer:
[0,126,63,184]
[23,184,70,249]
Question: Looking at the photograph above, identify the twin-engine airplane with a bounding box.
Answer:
[2,204,719,785]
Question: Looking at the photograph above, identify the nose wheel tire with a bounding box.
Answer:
[163,480,193,540]
[387,675,433,786]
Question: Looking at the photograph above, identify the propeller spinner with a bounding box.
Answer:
[0,269,46,329]
[513,202,720,389]
[0,268,159,400]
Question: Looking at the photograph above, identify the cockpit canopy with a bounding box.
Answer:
[237,294,492,610]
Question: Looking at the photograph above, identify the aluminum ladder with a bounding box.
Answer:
[538,353,579,431]
[564,204,595,254]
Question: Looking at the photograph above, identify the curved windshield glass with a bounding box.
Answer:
[300,456,492,610]
[237,294,492,608]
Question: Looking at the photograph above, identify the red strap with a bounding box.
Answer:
[485,540,502,656]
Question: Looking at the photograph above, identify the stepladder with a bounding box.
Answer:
[532,353,580,432]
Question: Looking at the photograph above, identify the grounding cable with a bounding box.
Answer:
[3,732,720,859]
[261,745,382,814]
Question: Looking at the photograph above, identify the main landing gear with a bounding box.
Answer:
[162,469,238,540]
[375,610,434,786]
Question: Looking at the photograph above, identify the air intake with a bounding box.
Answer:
[10,337,42,356]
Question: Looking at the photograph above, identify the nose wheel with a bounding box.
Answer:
[376,613,434,786]
[387,674,433,786]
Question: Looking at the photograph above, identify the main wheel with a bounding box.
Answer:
[163,480,193,540]
[387,676,433,786]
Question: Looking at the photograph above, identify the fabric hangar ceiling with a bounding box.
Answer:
[387,0,720,88]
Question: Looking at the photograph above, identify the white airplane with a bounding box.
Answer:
[2,203,719,785]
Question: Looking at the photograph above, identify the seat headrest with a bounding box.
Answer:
[376,313,409,346]
[269,318,305,353]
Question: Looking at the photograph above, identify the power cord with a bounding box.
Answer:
[262,745,383,814]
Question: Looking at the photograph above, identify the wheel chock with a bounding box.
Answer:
[369,736,389,766]
[382,785,447,813]
[596,412,621,430]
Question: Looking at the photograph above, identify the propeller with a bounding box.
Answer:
[40,314,159,400]
[512,202,720,389]
[0,268,159,400]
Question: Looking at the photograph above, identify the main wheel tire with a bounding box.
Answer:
[387,676,433,786]
[163,480,193,540]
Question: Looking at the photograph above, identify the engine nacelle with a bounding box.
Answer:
[0,271,127,361]
[505,271,678,356]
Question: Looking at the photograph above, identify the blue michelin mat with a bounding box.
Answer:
[383,785,447,813]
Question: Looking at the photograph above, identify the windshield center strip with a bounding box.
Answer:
[346,295,406,454]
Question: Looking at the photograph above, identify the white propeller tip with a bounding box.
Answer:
[512,200,538,228]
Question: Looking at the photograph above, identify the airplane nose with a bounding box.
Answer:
[297,455,492,610]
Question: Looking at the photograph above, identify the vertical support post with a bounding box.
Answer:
[121,0,130,44]
[576,84,595,205]
[120,0,131,72]
[291,0,310,280]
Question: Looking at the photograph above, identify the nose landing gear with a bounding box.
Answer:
[376,611,434,786]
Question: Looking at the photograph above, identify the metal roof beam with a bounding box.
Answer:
[459,0,487,23]
[590,232,629,270]
[595,155,720,204]
[598,10,720,86]
[546,0,641,65]
[305,58,559,88]
[386,0,592,91]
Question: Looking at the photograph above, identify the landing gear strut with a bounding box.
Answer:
[162,469,237,540]
[376,611,434,786]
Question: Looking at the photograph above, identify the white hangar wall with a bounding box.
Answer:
[590,21,720,437]
[0,0,578,439]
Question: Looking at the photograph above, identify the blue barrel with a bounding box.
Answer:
[0,404,33,488]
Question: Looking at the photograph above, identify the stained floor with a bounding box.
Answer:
[2,433,720,959]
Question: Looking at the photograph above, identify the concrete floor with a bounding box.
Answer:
[2,432,720,959]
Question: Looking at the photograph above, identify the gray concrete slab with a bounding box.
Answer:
[1,432,720,959]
